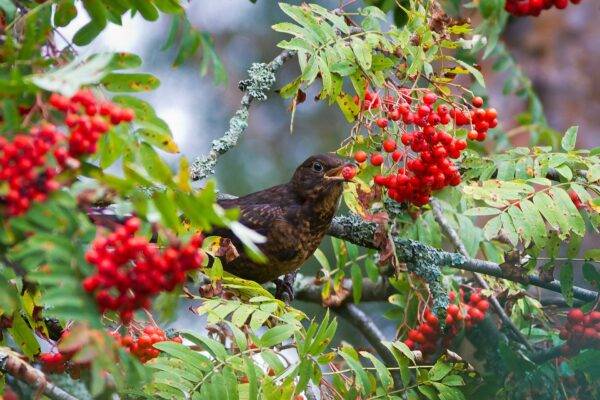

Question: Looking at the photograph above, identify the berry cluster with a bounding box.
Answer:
[559,309,600,356]
[353,90,495,206]
[0,90,134,217]
[505,0,582,16]
[49,90,133,158]
[403,290,490,356]
[83,217,204,323]
[0,124,61,215]
[110,325,182,363]
[38,330,86,378]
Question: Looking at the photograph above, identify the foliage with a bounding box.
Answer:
[0,1,598,400]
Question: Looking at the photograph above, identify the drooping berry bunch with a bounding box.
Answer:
[559,308,600,356]
[0,90,134,217]
[38,330,87,378]
[110,325,182,363]
[353,88,495,206]
[83,217,204,323]
[505,0,582,17]
[403,290,490,356]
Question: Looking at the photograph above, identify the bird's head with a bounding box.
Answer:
[291,153,353,202]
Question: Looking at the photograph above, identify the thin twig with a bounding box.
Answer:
[0,349,78,400]
[429,199,533,351]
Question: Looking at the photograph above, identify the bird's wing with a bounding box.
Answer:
[208,203,302,262]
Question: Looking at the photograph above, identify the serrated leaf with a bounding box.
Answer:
[360,351,393,391]
[351,263,362,304]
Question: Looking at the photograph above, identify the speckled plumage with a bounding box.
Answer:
[210,154,347,283]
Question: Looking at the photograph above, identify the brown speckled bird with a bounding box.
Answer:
[210,153,350,298]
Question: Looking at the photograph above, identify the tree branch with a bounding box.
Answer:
[0,349,78,400]
[429,199,533,351]
[327,214,598,303]
[190,50,296,181]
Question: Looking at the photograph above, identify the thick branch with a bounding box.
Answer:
[190,50,296,181]
[429,199,533,351]
[0,349,78,400]
[327,214,598,303]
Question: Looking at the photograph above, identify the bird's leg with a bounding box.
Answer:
[274,271,297,304]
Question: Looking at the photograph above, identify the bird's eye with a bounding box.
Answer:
[312,162,324,172]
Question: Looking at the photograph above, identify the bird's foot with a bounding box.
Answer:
[274,272,297,304]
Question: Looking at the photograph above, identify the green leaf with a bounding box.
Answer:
[483,215,502,240]
[549,187,585,237]
[132,0,159,21]
[582,263,600,290]
[360,351,393,391]
[339,348,373,394]
[560,262,574,306]
[73,20,106,46]
[0,275,19,316]
[8,314,40,358]
[181,331,228,361]
[561,126,578,151]
[139,142,174,185]
[102,73,160,92]
[260,324,296,348]
[429,361,452,381]
[350,37,372,71]
[455,59,485,88]
[54,0,77,27]
[313,248,331,271]
[109,52,143,70]
[464,207,501,216]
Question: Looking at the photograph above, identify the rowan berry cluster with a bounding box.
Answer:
[49,90,133,158]
[353,89,495,206]
[505,0,582,16]
[0,90,133,216]
[404,290,490,356]
[559,308,600,356]
[83,217,204,323]
[38,330,87,378]
[110,325,182,363]
[0,124,61,215]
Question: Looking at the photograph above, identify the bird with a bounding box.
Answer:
[209,153,351,300]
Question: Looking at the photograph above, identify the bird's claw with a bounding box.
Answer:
[274,272,297,304]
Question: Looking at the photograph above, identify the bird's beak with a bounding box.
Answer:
[324,163,356,181]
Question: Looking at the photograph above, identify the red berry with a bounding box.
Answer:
[342,166,356,181]
[471,96,484,108]
[382,138,397,153]
[376,118,388,128]
[476,300,489,312]
[567,309,585,324]
[423,92,437,105]
[370,153,384,166]
[354,150,367,163]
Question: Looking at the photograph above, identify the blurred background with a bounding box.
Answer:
[58,1,600,340]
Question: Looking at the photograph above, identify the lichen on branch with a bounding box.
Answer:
[190,50,296,181]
